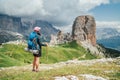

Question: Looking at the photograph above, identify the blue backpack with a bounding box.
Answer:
[28,32,38,50]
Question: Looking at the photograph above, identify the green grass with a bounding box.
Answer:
[0,41,96,67]
[0,53,23,67]
[0,61,119,80]
[0,44,33,67]
[0,41,119,80]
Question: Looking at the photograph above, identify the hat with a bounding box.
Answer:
[34,26,41,32]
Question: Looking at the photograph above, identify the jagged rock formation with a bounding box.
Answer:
[64,32,72,42]
[49,31,72,45]
[57,30,64,44]
[49,31,66,45]
[49,34,57,46]
[72,15,106,57]
[72,15,96,46]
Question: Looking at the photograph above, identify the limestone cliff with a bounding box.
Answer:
[72,15,105,57]
[72,15,96,46]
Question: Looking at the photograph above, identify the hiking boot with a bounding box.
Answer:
[32,69,36,72]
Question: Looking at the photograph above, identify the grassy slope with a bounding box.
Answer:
[0,41,96,67]
[0,41,119,80]
[0,44,34,67]
[0,59,119,80]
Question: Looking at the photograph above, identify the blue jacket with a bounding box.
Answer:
[28,31,46,50]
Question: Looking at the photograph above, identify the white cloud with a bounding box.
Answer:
[96,21,120,32]
[40,0,109,26]
[78,0,109,11]
[96,21,120,28]
[0,0,110,26]
[54,21,120,33]
[0,0,46,16]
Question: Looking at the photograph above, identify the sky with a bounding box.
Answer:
[0,0,120,32]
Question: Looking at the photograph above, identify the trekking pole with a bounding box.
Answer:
[46,45,48,63]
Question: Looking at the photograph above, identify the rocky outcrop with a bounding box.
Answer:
[57,30,64,44]
[49,34,58,46]
[49,31,72,45]
[54,74,107,80]
[71,15,106,57]
[72,15,96,46]
[49,30,66,45]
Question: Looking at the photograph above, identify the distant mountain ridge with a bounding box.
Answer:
[96,27,120,40]
[0,14,22,32]
[96,27,120,51]
[97,35,120,51]
[0,14,59,43]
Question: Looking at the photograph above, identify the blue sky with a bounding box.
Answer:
[0,0,120,32]
[91,2,120,21]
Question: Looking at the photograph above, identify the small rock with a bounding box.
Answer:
[54,76,68,80]
[80,74,107,80]
[54,75,79,80]
[67,75,79,80]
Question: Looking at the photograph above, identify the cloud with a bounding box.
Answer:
[96,21,120,28]
[96,21,120,33]
[0,0,110,26]
[78,0,109,11]
[0,0,47,16]
[54,21,120,33]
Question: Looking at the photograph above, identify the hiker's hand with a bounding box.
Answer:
[45,43,48,46]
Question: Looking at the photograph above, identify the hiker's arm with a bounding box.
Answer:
[40,43,47,46]
[37,38,47,46]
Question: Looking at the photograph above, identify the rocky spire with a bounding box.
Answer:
[72,15,96,46]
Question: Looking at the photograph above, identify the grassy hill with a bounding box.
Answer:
[0,57,119,80]
[0,41,97,67]
[0,41,119,80]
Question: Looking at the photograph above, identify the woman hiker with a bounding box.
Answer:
[28,26,47,72]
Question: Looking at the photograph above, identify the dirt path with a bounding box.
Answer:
[0,58,118,72]
[0,58,119,80]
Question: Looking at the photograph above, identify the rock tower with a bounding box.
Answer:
[72,15,96,46]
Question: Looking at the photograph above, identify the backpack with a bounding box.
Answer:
[25,32,39,54]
